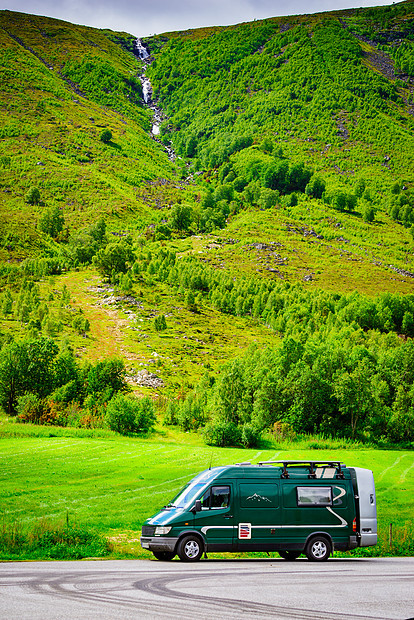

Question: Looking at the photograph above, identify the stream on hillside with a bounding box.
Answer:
[134,38,175,161]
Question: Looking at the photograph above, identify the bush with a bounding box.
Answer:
[105,394,156,435]
[154,314,167,331]
[204,419,242,446]
[15,393,42,421]
[25,187,41,205]
[99,129,112,143]
[241,423,262,447]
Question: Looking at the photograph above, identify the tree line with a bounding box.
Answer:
[134,246,414,446]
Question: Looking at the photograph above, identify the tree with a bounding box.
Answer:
[38,207,65,238]
[186,290,197,311]
[99,129,112,143]
[86,358,127,399]
[259,188,279,209]
[93,239,135,280]
[68,232,98,264]
[2,290,13,316]
[0,337,60,414]
[402,311,414,337]
[169,204,193,231]
[362,202,375,223]
[305,176,326,199]
[105,394,156,435]
[333,360,375,438]
[88,218,107,244]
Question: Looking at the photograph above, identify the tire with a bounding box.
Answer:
[152,551,175,561]
[177,535,203,562]
[279,551,301,561]
[305,536,331,562]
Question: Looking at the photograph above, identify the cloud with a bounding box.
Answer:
[6,0,393,36]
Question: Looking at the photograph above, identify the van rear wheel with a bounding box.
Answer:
[152,551,175,561]
[279,551,301,561]
[177,535,203,562]
[305,536,331,561]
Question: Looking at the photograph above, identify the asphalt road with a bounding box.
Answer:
[0,557,413,620]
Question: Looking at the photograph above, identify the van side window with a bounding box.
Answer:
[297,486,332,507]
[201,486,230,509]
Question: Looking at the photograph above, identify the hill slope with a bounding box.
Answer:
[0,5,414,447]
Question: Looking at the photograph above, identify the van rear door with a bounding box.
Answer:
[349,467,377,547]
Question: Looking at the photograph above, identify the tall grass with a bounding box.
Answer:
[0,518,112,560]
[339,523,414,558]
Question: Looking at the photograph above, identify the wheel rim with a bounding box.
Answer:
[184,540,200,558]
[311,540,327,558]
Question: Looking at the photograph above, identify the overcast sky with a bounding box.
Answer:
[5,0,394,37]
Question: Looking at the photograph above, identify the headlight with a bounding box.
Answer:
[155,526,172,535]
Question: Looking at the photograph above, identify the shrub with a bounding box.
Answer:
[154,314,167,331]
[105,394,156,435]
[16,393,42,422]
[72,315,90,335]
[99,129,112,143]
[241,422,262,447]
[155,223,172,240]
[204,419,242,446]
[25,187,41,205]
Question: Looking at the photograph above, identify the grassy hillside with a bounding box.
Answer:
[0,5,414,451]
[0,10,186,260]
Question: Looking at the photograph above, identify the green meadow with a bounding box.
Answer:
[0,425,412,558]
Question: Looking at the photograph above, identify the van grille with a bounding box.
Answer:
[142,526,156,536]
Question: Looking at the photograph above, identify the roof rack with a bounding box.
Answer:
[257,460,346,479]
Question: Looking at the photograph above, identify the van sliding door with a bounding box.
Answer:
[236,482,281,550]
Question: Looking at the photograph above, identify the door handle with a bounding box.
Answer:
[224,514,233,519]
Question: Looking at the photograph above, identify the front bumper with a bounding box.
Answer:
[140,536,179,552]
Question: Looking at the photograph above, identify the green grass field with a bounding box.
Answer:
[0,427,412,558]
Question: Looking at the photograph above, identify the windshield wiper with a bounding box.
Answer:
[162,503,176,509]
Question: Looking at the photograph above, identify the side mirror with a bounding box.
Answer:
[191,499,202,514]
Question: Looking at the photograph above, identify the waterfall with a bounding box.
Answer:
[135,38,175,160]
[134,38,149,60]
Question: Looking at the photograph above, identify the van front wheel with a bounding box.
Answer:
[305,536,331,561]
[177,535,203,562]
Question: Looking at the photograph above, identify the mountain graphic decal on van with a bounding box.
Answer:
[246,493,271,503]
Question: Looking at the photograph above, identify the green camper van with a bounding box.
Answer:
[140,460,377,562]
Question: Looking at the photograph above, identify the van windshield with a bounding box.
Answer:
[167,467,227,510]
